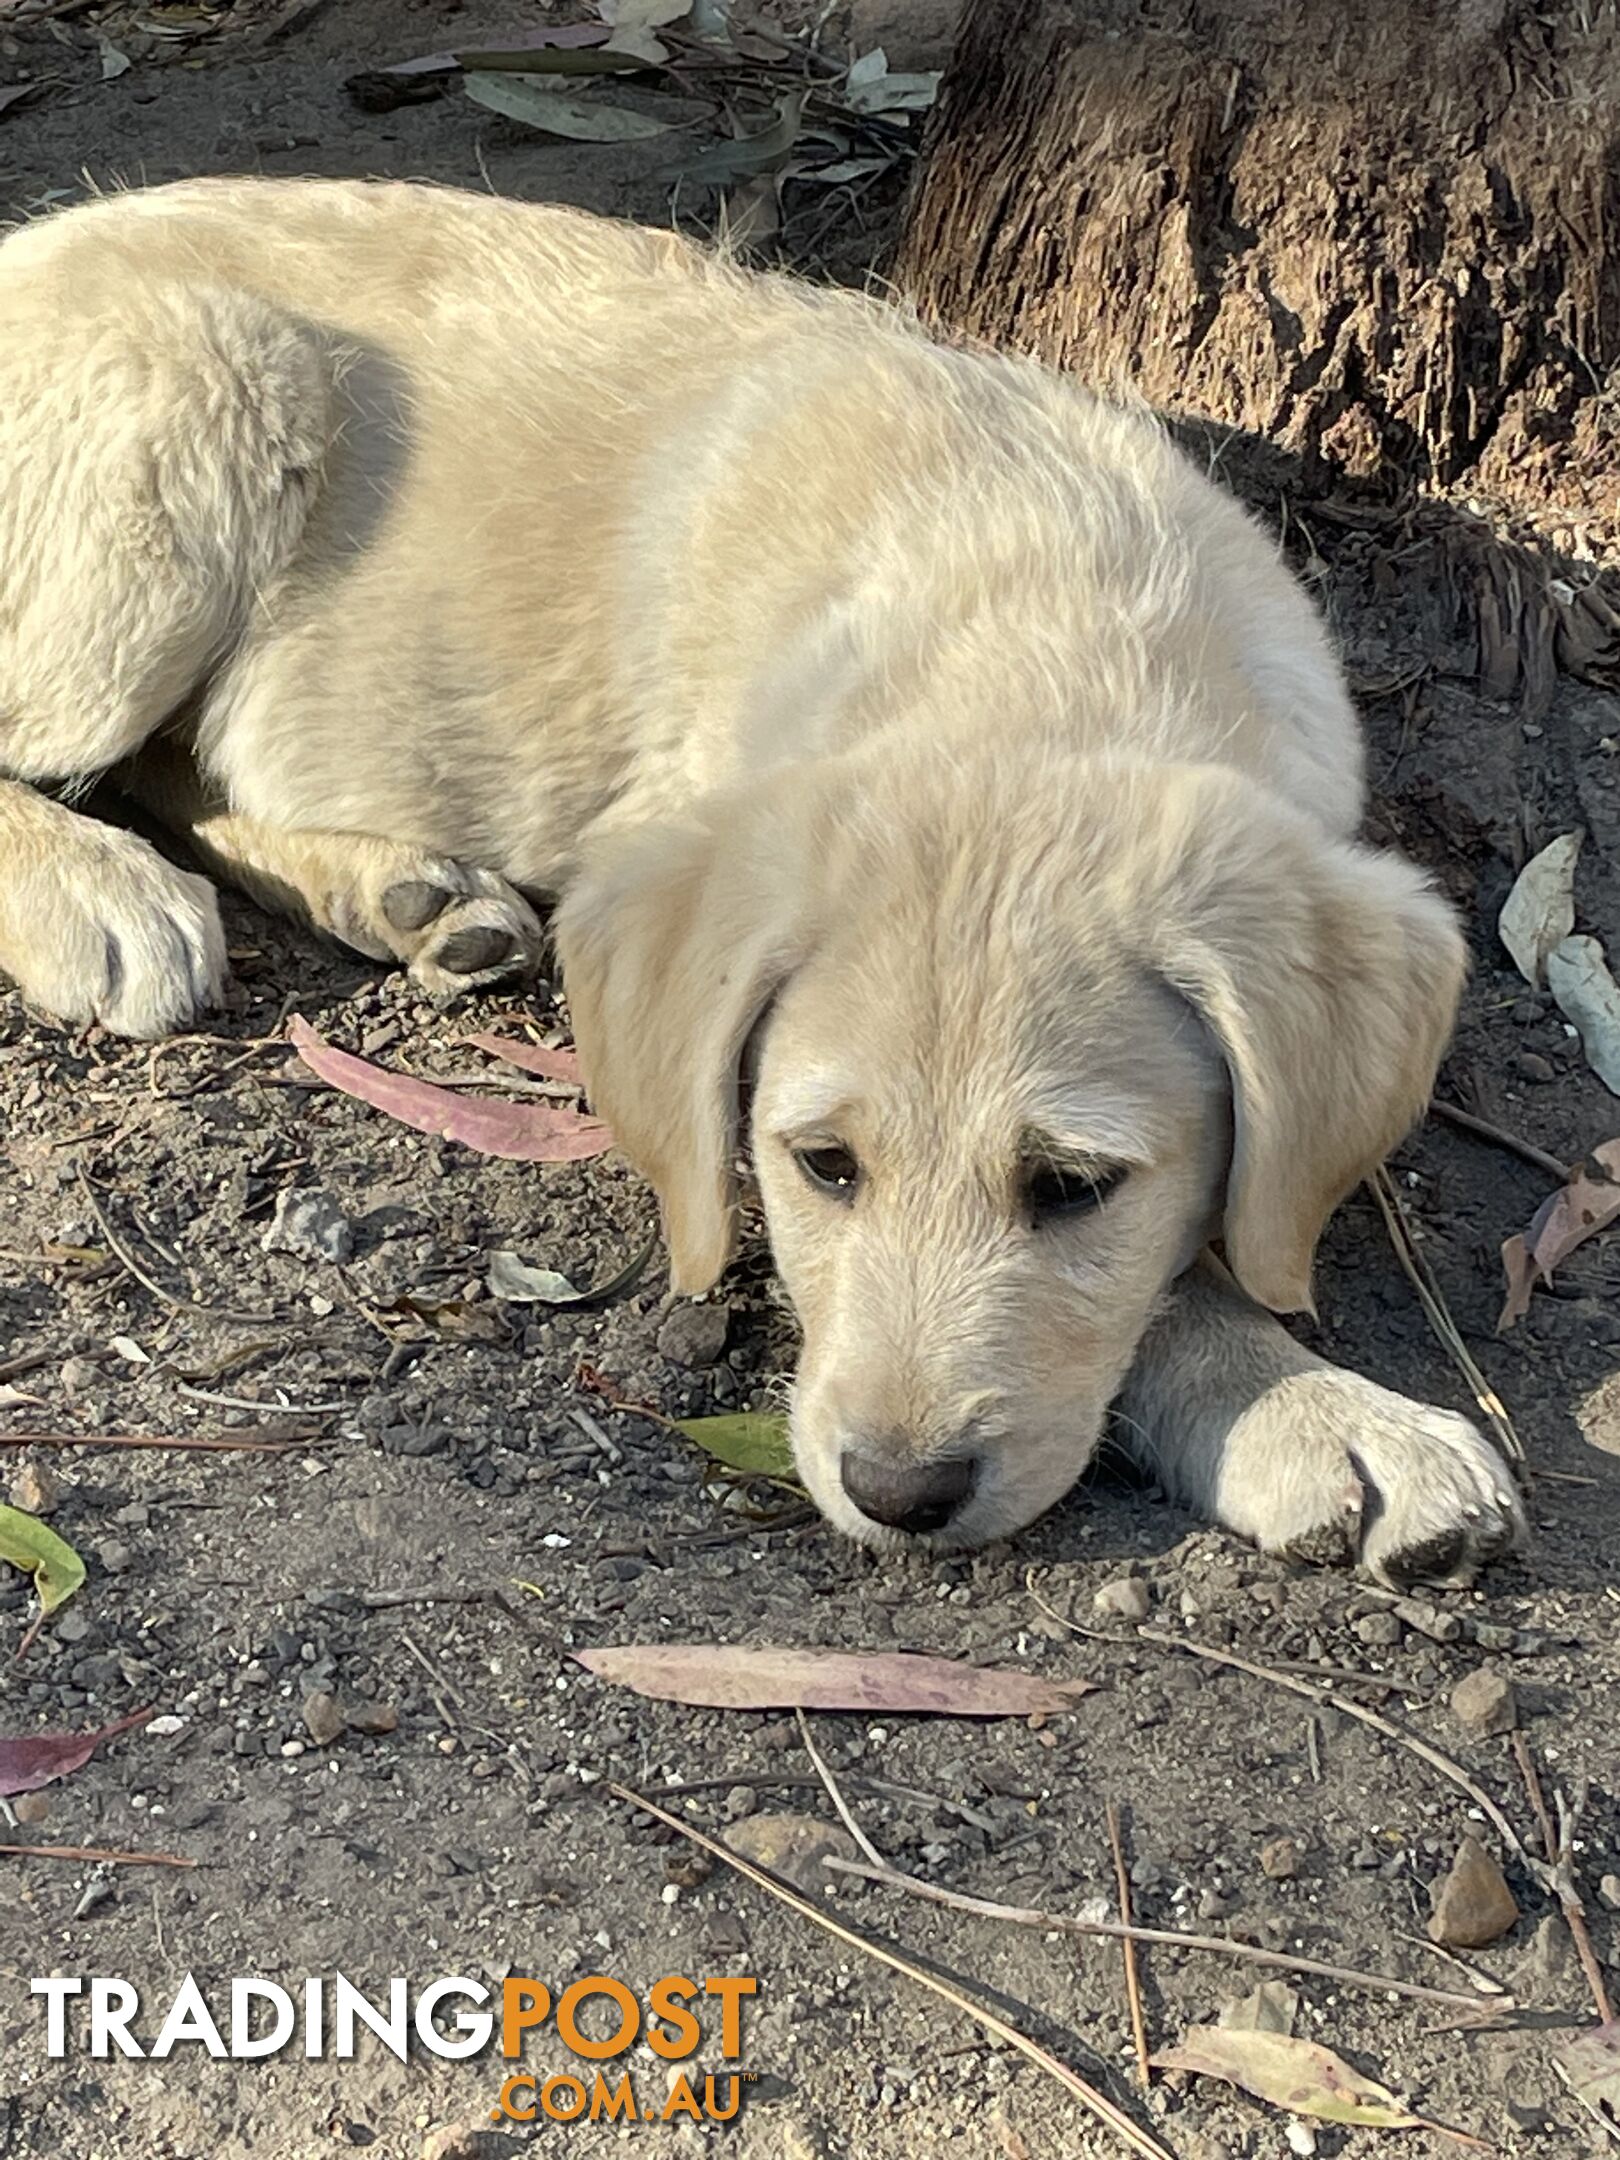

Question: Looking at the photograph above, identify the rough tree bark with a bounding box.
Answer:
[893,0,1620,692]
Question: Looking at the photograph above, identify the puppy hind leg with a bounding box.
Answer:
[0,272,332,1036]
[118,738,546,999]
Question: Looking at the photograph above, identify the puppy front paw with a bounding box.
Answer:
[1214,1369,1525,1588]
[9,832,226,1039]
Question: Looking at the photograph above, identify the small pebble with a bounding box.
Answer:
[1393,1598,1462,1643]
[1597,1875,1620,1913]
[1353,1611,1402,1648]
[657,1302,730,1368]
[261,1186,353,1264]
[1259,1836,1300,1881]
[1450,1667,1517,1738]
[303,1690,347,1747]
[1428,1835,1519,1948]
[8,1461,60,1515]
[1093,1577,1150,1623]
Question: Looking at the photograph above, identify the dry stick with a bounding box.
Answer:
[0,1431,322,1453]
[0,1844,193,1867]
[1106,1802,1152,2089]
[1132,1624,1542,1877]
[1042,1595,1550,1905]
[1513,1735,1614,2026]
[1429,1098,1569,1184]
[76,1168,277,1328]
[1367,1166,1524,1463]
[608,1783,1175,2160]
[823,1857,1502,2011]
[794,1709,886,1869]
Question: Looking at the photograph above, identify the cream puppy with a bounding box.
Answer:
[0,179,1522,1581]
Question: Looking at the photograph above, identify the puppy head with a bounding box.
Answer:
[556,747,1464,1546]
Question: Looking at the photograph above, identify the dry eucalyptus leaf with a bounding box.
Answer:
[487,1252,582,1304]
[1547,932,1620,1095]
[575,1643,1096,1717]
[1151,2028,1429,2131]
[1555,2023,1620,2138]
[599,0,692,28]
[1499,1133,1620,1329]
[1498,830,1581,986]
[678,91,806,185]
[844,47,942,115]
[288,1016,613,1163]
[0,1706,152,1800]
[1217,1981,1299,2036]
[463,72,683,140]
[486,1236,654,1309]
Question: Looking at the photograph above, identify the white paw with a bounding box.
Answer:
[11,829,226,1039]
[1217,1369,1525,1588]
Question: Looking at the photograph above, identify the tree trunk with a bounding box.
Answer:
[894,0,1620,635]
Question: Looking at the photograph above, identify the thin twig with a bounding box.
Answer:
[76,1168,277,1327]
[795,1709,887,1869]
[1429,1099,1568,1183]
[0,1431,322,1452]
[824,1856,1504,2009]
[175,1385,345,1416]
[357,1587,505,1613]
[1043,1599,1551,1898]
[1368,1167,1524,1462]
[1514,1737,1613,2025]
[400,1631,465,1725]
[608,1784,1174,2160]
[1513,1732,1559,1862]
[1133,1624,1544,1881]
[0,1844,194,1867]
[1106,1803,1151,2088]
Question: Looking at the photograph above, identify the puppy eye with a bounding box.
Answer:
[796,1145,861,1201]
[1025,1162,1125,1226]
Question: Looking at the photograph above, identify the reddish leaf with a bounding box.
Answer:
[1499,1135,1620,1329]
[573,1644,1095,1718]
[467,1032,584,1086]
[288,1017,613,1163]
[0,1706,153,1799]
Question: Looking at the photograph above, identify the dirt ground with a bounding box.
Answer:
[2,5,1619,2158]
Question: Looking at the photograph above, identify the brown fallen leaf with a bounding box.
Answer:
[288,1016,613,1163]
[573,1644,1095,1717]
[1150,2027,1465,2137]
[466,1032,585,1086]
[1498,1135,1620,1329]
[0,1707,153,1800]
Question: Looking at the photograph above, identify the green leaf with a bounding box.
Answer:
[0,1505,87,1615]
[463,72,683,140]
[676,1412,798,1482]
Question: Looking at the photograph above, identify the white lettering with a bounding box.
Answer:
[30,1976,82,2057]
[333,1975,409,2060]
[151,1973,227,2059]
[89,1978,144,2060]
[231,1979,294,2059]
[415,1978,492,2060]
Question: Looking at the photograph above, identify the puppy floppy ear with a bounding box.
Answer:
[554,777,829,1295]
[1142,771,1467,1315]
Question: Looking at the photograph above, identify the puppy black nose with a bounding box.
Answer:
[840,1449,976,1535]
